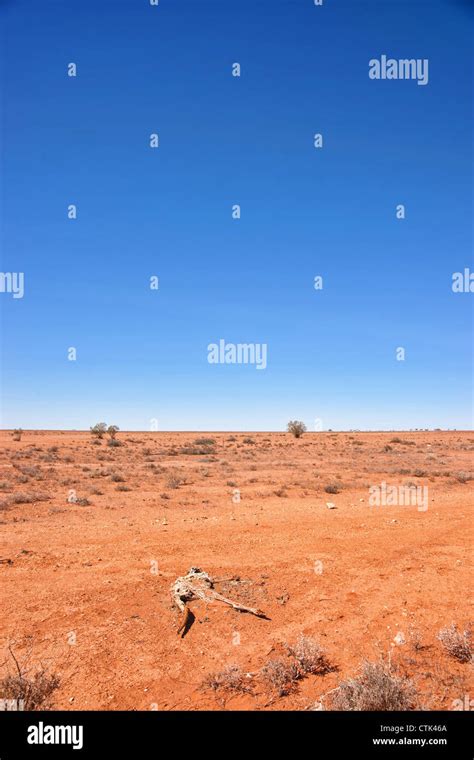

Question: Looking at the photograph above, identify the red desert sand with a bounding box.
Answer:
[0,430,472,710]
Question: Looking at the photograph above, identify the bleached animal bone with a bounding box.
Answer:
[171,567,267,636]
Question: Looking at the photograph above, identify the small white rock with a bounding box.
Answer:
[326,502,336,509]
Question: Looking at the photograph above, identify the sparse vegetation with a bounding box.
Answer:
[180,444,214,455]
[437,624,472,663]
[17,465,41,479]
[286,635,332,676]
[1,647,60,710]
[12,429,22,441]
[330,661,417,711]
[455,471,473,484]
[0,492,49,509]
[0,429,470,712]
[90,423,107,440]
[166,472,186,489]
[260,636,332,698]
[261,658,300,697]
[107,425,120,440]
[260,659,299,697]
[202,665,252,696]
[287,421,307,439]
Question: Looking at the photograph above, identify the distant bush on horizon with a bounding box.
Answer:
[287,421,307,438]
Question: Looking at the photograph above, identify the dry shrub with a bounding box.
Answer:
[1,648,60,710]
[330,661,417,711]
[17,466,41,478]
[180,445,214,455]
[90,423,107,439]
[437,624,472,663]
[202,665,251,695]
[107,425,119,440]
[166,472,185,489]
[260,658,300,697]
[287,421,306,439]
[286,635,333,676]
[0,492,49,510]
[1,671,60,710]
[455,472,473,484]
[408,625,424,652]
[10,492,48,503]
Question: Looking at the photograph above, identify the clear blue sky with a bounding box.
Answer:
[0,0,472,431]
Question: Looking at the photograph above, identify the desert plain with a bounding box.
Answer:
[0,429,472,710]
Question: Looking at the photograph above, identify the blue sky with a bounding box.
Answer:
[0,0,472,431]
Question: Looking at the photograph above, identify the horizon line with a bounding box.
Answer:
[1,428,471,434]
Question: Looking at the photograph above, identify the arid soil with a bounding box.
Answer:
[0,430,472,711]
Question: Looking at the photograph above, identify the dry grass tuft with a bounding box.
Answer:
[166,472,186,489]
[201,665,252,695]
[437,624,472,663]
[1,647,60,710]
[330,661,417,711]
[286,635,333,676]
[260,658,300,697]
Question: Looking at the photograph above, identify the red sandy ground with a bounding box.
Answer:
[0,430,472,711]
